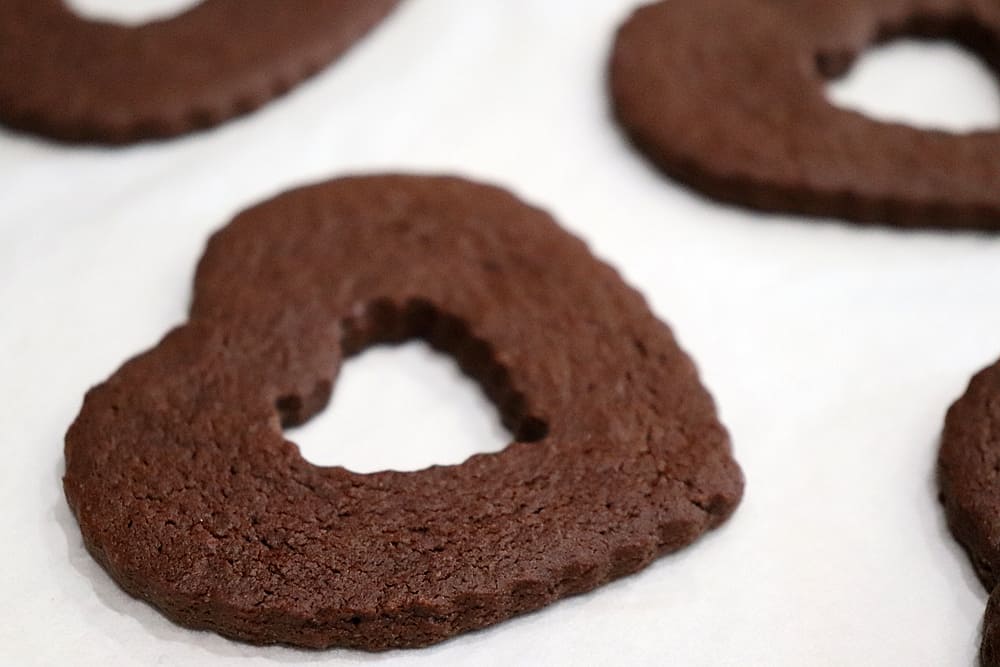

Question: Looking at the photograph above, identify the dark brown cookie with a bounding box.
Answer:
[63,174,744,649]
[940,360,1000,666]
[609,0,1000,230]
[0,0,398,144]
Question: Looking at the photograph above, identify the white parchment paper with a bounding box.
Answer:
[3,1,1000,664]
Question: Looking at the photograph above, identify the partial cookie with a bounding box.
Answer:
[940,360,1000,666]
[63,174,744,649]
[0,0,398,144]
[610,0,1000,230]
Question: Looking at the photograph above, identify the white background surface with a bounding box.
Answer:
[3,1,1000,664]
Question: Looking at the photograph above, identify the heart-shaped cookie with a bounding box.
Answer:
[0,0,399,143]
[63,174,744,649]
[941,360,1000,666]
[610,0,1000,230]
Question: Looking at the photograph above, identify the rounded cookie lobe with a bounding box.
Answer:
[940,360,1000,666]
[609,0,1000,230]
[0,0,399,144]
[64,174,744,649]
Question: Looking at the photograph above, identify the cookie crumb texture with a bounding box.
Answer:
[0,0,398,144]
[63,175,743,649]
[940,360,1000,666]
[610,0,1000,230]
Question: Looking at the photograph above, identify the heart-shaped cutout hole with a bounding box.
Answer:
[825,38,1000,133]
[281,299,548,474]
[287,341,514,473]
[64,0,204,25]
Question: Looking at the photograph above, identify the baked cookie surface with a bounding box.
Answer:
[0,0,398,143]
[610,0,1000,230]
[64,174,744,649]
[941,360,1000,666]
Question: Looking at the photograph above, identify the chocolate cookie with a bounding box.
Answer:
[609,0,1000,230]
[940,360,1000,666]
[63,174,744,649]
[0,0,398,144]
